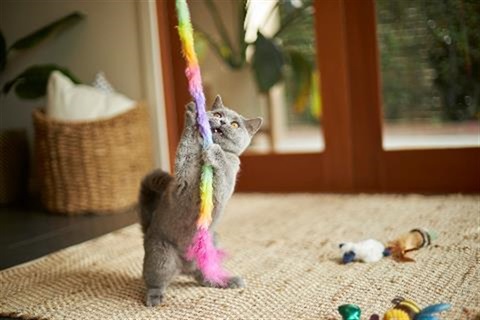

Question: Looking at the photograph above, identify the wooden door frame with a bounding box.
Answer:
[156,0,480,193]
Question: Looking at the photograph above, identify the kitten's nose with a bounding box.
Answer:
[220,120,226,125]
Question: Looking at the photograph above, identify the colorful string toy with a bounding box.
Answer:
[175,0,229,286]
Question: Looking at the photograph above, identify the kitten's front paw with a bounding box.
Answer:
[145,288,163,307]
[203,144,223,166]
[186,102,196,113]
[224,276,246,289]
[185,102,196,126]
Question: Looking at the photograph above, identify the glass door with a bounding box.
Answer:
[340,0,480,193]
[376,0,479,150]
[157,0,479,193]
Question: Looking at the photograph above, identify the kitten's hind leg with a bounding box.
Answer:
[143,237,180,307]
[182,235,245,289]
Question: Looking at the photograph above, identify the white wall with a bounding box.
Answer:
[0,0,169,168]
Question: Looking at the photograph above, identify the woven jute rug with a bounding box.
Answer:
[1,194,479,319]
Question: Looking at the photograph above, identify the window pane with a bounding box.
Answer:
[376,0,480,150]
[190,0,324,154]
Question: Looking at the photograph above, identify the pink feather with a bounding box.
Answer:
[186,227,229,286]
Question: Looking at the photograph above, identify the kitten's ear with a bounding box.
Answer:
[212,95,224,110]
[245,117,263,136]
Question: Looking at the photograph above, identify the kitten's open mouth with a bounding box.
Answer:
[212,127,224,136]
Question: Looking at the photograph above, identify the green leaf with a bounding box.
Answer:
[9,12,85,52]
[193,26,234,68]
[0,31,6,71]
[237,0,248,64]
[205,0,234,55]
[288,50,313,111]
[2,64,80,99]
[252,32,285,93]
[193,31,208,61]
[274,2,313,39]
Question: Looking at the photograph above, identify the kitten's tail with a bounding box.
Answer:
[139,169,173,234]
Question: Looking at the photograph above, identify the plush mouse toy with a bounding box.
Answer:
[339,239,390,263]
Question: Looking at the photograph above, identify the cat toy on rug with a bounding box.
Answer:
[339,239,391,263]
[338,297,451,320]
[339,228,436,264]
[338,304,363,320]
[382,296,450,320]
[386,228,436,262]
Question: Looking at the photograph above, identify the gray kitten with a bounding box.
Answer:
[139,95,262,307]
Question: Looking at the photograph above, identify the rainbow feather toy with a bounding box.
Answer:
[175,0,229,286]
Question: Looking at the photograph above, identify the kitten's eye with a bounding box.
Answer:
[231,121,239,129]
[213,112,222,118]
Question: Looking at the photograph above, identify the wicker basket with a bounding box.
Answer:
[33,104,154,214]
